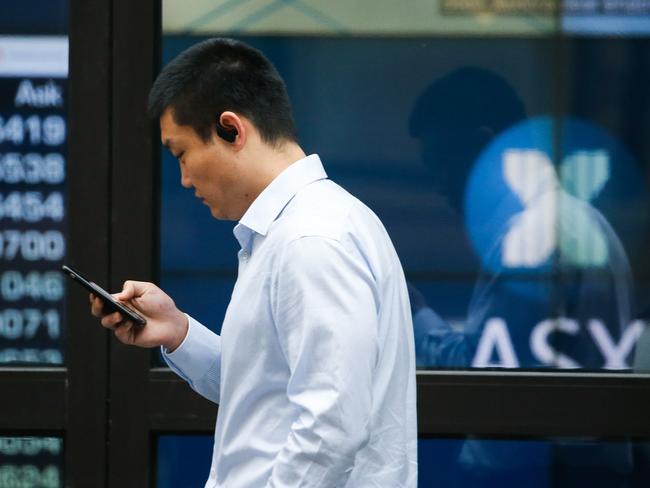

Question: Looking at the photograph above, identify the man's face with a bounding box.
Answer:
[160,108,247,220]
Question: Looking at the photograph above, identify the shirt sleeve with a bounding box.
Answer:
[266,236,379,488]
[161,314,222,404]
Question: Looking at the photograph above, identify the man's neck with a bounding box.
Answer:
[252,140,305,185]
[264,140,306,176]
[237,141,306,218]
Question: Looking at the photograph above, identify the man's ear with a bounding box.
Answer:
[215,121,237,142]
[217,111,246,148]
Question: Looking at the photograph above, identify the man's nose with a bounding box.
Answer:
[180,167,192,188]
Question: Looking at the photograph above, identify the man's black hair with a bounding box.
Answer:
[148,38,297,145]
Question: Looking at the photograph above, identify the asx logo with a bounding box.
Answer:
[464,116,641,275]
[471,317,646,370]
[461,116,648,369]
[501,148,609,268]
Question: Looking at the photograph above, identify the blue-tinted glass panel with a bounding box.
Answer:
[159,35,650,372]
[156,435,212,488]
[156,435,650,487]
[0,436,64,487]
[419,438,650,488]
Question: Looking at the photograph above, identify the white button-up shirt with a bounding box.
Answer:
[163,154,417,487]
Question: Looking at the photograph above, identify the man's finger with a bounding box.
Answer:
[91,296,107,317]
[114,321,134,343]
[101,311,124,329]
[115,280,149,301]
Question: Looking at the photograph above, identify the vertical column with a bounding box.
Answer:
[67,0,112,485]
[110,0,160,486]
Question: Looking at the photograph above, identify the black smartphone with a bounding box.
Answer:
[61,265,147,326]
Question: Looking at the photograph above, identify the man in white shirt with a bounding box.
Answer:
[91,38,417,487]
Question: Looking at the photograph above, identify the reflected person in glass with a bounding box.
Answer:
[90,38,417,488]
[408,66,639,372]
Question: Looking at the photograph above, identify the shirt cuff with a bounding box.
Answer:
[161,314,221,383]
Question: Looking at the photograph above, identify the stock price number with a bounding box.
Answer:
[0,192,64,222]
[0,114,66,147]
[0,271,63,302]
[0,309,60,340]
[0,153,65,184]
[0,230,65,261]
[0,465,61,488]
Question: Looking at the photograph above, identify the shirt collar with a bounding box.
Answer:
[233,154,327,251]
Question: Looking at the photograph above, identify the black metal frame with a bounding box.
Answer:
[64,0,113,484]
[144,369,650,438]
[1,1,649,487]
[106,0,160,485]
[0,0,112,486]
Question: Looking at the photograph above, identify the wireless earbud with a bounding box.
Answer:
[216,121,237,143]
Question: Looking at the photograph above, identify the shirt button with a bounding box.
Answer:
[241,250,249,260]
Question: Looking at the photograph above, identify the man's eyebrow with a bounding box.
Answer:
[162,139,181,156]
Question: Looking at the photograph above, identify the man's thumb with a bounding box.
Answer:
[115,280,138,301]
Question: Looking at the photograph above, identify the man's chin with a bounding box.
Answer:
[210,206,238,221]
[209,207,225,220]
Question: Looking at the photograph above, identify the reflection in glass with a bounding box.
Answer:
[156,434,650,487]
[562,0,650,35]
[419,437,650,487]
[159,1,650,373]
[409,67,649,371]
[0,436,63,487]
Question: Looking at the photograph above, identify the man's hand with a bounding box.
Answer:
[90,280,189,352]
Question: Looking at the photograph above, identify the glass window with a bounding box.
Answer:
[419,437,650,487]
[156,434,650,487]
[0,436,64,487]
[156,435,213,488]
[158,2,650,372]
[0,1,68,366]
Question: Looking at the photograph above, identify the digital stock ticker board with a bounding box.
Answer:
[0,37,68,366]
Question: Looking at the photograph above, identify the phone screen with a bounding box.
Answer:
[61,265,147,326]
